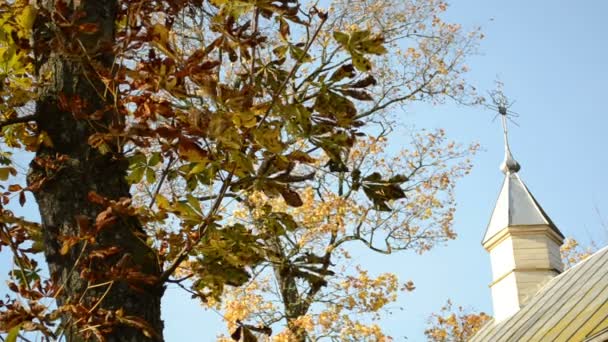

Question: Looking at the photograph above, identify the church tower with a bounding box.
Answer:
[483,106,565,323]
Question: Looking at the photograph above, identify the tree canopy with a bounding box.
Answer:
[0,0,481,340]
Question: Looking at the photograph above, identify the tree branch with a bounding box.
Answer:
[158,169,235,283]
[0,114,38,129]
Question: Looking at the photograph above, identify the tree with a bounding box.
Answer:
[0,0,480,341]
[209,130,477,341]
[424,300,491,342]
[170,0,478,340]
[560,238,597,269]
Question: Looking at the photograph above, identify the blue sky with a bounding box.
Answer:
[2,1,608,341]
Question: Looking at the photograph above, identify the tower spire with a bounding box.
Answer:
[499,106,521,174]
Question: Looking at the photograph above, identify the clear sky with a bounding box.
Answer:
[164,1,608,340]
[2,1,608,341]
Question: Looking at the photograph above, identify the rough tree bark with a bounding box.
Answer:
[27,0,164,340]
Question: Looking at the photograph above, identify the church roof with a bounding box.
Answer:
[470,245,608,341]
[482,172,564,244]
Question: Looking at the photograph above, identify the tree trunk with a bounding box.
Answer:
[27,0,163,340]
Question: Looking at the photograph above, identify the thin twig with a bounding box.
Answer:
[256,12,328,128]
[158,169,235,283]
[148,155,176,208]
[250,7,260,86]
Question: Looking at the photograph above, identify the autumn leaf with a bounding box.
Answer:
[279,187,303,207]
[6,323,21,342]
[15,5,36,32]
[178,139,209,163]
[78,23,99,34]
[0,167,17,180]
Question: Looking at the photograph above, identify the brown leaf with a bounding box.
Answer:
[78,23,99,33]
[279,17,290,40]
[329,64,355,82]
[8,184,22,192]
[340,89,374,101]
[280,187,303,207]
[18,191,26,207]
[242,327,258,342]
[178,138,209,162]
[89,246,121,259]
[351,75,377,88]
[287,150,317,163]
[230,326,242,341]
[60,238,79,255]
[95,208,117,231]
[75,215,91,235]
[117,315,160,340]
[87,191,107,205]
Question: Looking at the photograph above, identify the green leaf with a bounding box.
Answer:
[357,36,387,55]
[145,167,156,184]
[229,150,255,177]
[148,152,162,167]
[350,30,371,44]
[6,323,21,342]
[186,194,202,215]
[272,45,289,59]
[333,31,350,46]
[188,162,209,176]
[129,153,147,167]
[290,45,312,63]
[232,111,257,128]
[253,125,284,153]
[274,212,298,231]
[352,52,372,72]
[127,166,145,184]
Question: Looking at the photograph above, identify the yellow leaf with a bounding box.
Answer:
[16,5,37,32]
[150,24,176,59]
[0,167,16,180]
[232,111,257,128]
[155,194,170,210]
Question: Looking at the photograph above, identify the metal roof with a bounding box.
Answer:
[483,106,563,244]
[470,246,608,342]
[482,172,564,244]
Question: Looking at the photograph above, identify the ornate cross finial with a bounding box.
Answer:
[488,84,520,174]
